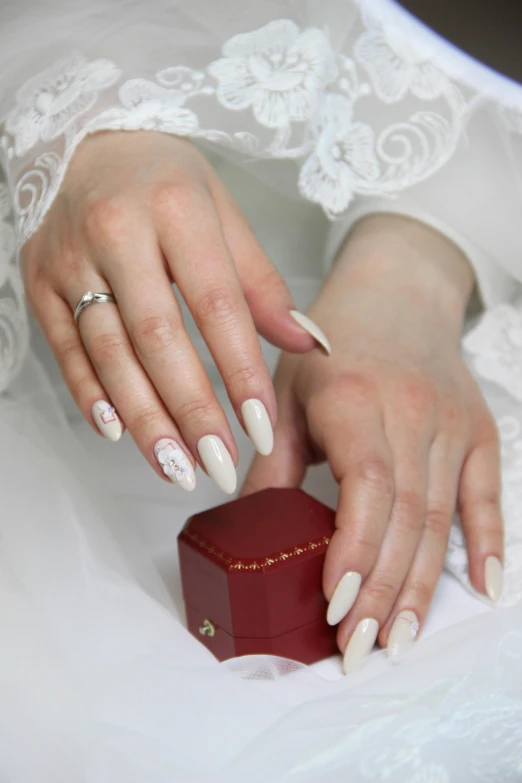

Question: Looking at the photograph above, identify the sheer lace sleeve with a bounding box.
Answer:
[324,103,522,310]
[1,0,521,249]
[0,0,521,392]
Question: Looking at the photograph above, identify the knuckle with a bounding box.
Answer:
[83,197,133,242]
[90,332,128,366]
[133,315,180,356]
[151,181,200,222]
[175,396,215,428]
[442,398,468,435]
[131,406,165,434]
[60,252,82,282]
[224,362,263,394]
[400,376,434,421]
[393,490,425,534]
[462,493,501,519]
[54,337,84,367]
[357,458,395,500]
[365,578,397,607]
[350,529,380,561]
[194,286,238,327]
[478,519,504,540]
[425,506,452,538]
[252,265,286,297]
[407,579,433,609]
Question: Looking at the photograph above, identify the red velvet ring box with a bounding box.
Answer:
[178,487,338,664]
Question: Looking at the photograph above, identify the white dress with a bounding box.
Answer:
[0,1,521,780]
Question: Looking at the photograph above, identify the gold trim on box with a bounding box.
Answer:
[181,529,331,571]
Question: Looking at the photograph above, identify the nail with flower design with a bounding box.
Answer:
[154,438,196,492]
[92,400,123,442]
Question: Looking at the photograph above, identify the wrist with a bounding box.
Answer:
[331,214,475,333]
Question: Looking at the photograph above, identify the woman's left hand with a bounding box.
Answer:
[241,215,504,672]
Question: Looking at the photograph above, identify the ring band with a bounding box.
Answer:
[74,291,116,323]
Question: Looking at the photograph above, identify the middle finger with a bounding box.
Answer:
[157,192,276,455]
[93,234,239,494]
[338,427,431,673]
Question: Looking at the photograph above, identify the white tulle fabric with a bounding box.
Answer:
[2,353,522,781]
[0,0,522,779]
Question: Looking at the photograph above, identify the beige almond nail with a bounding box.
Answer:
[387,610,419,664]
[92,400,122,442]
[241,399,274,456]
[197,435,237,495]
[343,618,379,674]
[327,572,362,626]
[485,556,503,601]
[290,310,331,355]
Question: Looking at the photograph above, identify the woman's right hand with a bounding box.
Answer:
[21,130,322,494]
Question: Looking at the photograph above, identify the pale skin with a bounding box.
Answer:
[22,131,316,484]
[243,214,503,652]
[22,132,503,657]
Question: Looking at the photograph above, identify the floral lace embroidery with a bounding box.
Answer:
[463,304,522,402]
[299,92,380,215]
[208,20,338,128]
[354,21,447,103]
[0,12,521,607]
[0,182,27,393]
[0,14,470,244]
[5,53,121,158]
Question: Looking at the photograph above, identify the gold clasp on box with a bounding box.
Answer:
[199,619,216,637]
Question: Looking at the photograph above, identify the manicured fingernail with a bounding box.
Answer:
[197,435,237,495]
[387,610,419,664]
[241,399,274,456]
[154,438,196,492]
[327,572,362,625]
[289,310,331,355]
[343,618,379,674]
[485,555,503,601]
[92,400,122,442]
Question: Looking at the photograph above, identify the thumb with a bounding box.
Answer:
[240,400,309,497]
[214,185,330,354]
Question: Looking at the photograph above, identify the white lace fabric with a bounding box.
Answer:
[2,4,516,244]
[0,0,521,396]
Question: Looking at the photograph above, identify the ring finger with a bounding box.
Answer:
[337,432,431,674]
[380,434,466,663]
[99,236,240,493]
[65,271,200,491]
[32,287,125,444]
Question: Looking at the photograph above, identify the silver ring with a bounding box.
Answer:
[74,291,116,323]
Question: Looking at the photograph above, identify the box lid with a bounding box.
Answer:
[178,488,335,639]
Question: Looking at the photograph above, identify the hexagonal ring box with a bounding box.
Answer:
[177,488,338,664]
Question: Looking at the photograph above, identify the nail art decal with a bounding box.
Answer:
[92,400,122,442]
[485,555,503,601]
[154,438,196,492]
[387,610,420,664]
